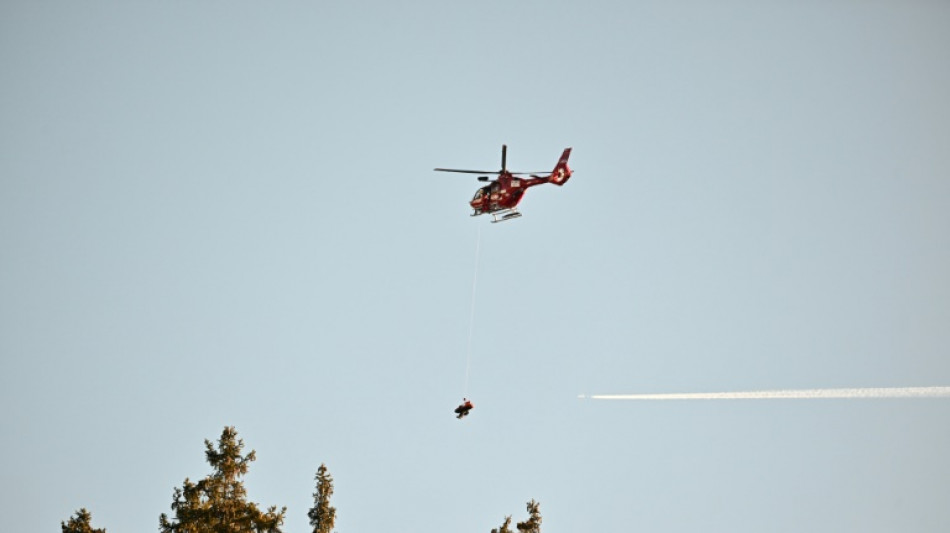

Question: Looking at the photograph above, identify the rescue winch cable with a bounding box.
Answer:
[464,225,481,397]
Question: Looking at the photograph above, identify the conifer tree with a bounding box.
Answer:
[61,508,106,533]
[159,426,287,533]
[307,463,336,533]
[490,515,512,533]
[491,500,541,533]
[515,500,542,533]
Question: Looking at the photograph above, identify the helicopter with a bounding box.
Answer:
[435,145,573,222]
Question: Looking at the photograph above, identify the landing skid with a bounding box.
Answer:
[470,208,523,223]
[490,209,522,223]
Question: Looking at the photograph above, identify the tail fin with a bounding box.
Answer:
[549,148,573,186]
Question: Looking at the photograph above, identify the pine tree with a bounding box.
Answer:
[515,500,542,533]
[159,426,287,533]
[307,463,336,533]
[491,500,541,533]
[61,508,106,533]
[490,516,512,533]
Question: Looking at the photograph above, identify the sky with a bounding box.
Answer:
[2,1,949,532]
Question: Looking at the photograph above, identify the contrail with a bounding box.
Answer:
[581,386,950,400]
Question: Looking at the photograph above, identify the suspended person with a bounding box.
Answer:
[454,398,474,419]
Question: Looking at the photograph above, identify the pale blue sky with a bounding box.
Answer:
[2,2,949,532]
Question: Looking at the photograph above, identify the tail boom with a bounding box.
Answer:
[549,148,572,186]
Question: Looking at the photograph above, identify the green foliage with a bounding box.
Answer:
[515,500,542,533]
[490,516,512,533]
[492,500,541,533]
[307,463,336,533]
[159,426,287,533]
[61,508,106,533]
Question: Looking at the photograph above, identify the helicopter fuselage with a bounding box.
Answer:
[469,173,550,216]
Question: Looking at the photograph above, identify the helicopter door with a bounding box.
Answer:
[490,182,501,201]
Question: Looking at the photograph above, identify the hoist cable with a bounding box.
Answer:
[464,225,481,396]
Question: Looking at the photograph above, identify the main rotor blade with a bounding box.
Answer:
[434,168,502,174]
[501,144,507,172]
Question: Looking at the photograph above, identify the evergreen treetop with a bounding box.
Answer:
[516,500,542,533]
[61,508,106,533]
[490,515,513,533]
[492,500,541,533]
[159,426,287,533]
[307,463,336,533]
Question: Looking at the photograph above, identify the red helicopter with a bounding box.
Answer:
[435,145,573,222]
